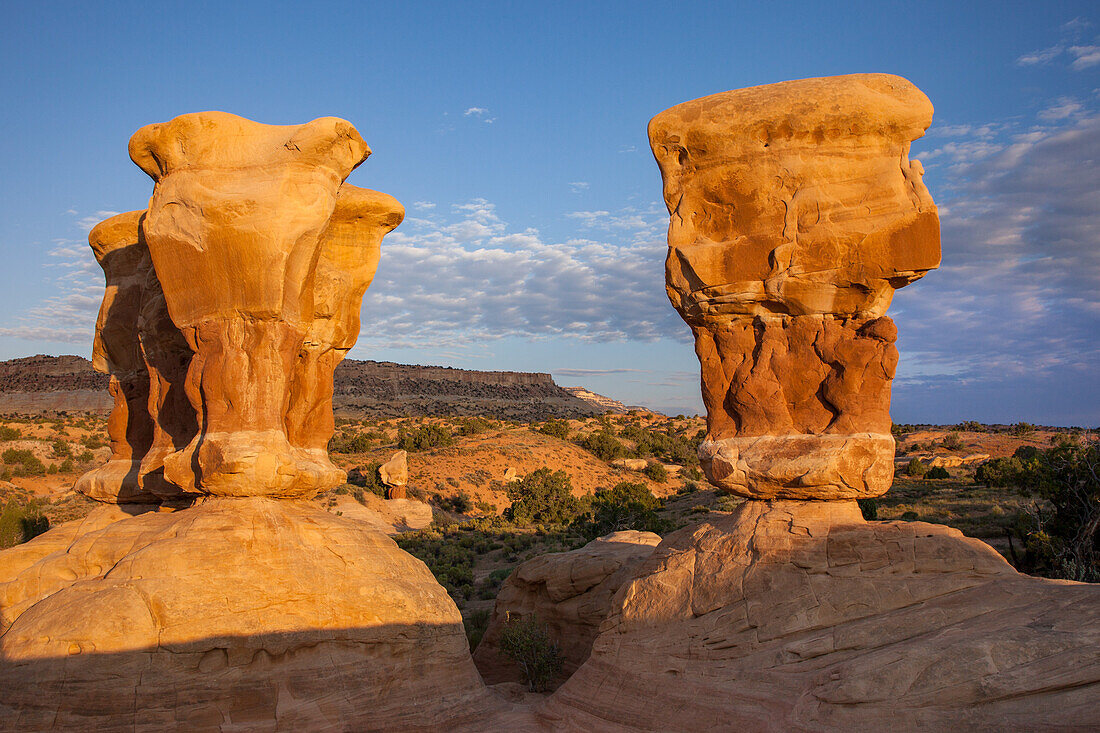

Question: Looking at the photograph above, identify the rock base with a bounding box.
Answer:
[0,498,499,731]
[699,433,895,499]
[541,500,1100,730]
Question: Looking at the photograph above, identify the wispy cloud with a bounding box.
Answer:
[568,181,589,193]
[463,107,496,123]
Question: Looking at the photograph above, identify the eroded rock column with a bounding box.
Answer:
[648,73,940,499]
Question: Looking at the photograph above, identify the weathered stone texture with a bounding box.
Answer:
[649,74,940,499]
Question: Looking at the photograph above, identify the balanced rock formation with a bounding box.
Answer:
[474,530,661,686]
[649,74,940,500]
[0,498,500,730]
[542,502,1100,729]
[379,449,409,499]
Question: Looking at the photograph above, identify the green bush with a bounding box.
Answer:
[0,499,50,549]
[905,458,928,477]
[455,417,493,436]
[537,419,570,440]
[504,468,580,526]
[2,448,45,477]
[643,462,668,483]
[80,434,106,449]
[857,498,878,520]
[682,466,703,482]
[348,462,386,497]
[575,481,670,540]
[51,440,72,458]
[925,466,951,479]
[77,450,95,463]
[940,432,963,451]
[499,614,563,692]
[398,424,454,452]
[0,426,21,441]
[464,609,491,650]
[328,431,378,454]
[577,430,625,461]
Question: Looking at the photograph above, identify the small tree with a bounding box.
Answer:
[499,614,563,692]
[643,462,668,483]
[575,481,670,540]
[504,468,580,526]
[537,420,570,440]
[905,458,928,477]
[926,466,951,479]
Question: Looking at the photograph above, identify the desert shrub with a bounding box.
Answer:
[0,498,49,549]
[994,442,1100,581]
[617,424,699,466]
[347,462,385,497]
[327,431,378,454]
[682,466,703,482]
[574,481,670,540]
[940,432,963,451]
[857,498,878,520]
[499,614,562,692]
[643,462,668,483]
[455,417,493,436]
[51,440,72,458]
[975,456,1025,486]
[504,468,580,526]
[80,434,105,449]
[577,430,625,461]
[2,448,45,477]
[398,424,454,452]
[77,450,95,463]
[537,419,570,440]
[464,609,492,650]
[1011,422,1035,436]
[905,458,928,477]
[59,458,74,473]
[438,492,473,514]
[891,423,916,436]
[690,504,709,514]
[900,510,920,521]
[926,466,951,479]
[0,426,21,441]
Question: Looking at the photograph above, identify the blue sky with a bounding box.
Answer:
[1,1,1098,423]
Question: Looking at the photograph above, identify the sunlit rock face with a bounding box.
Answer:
[75,112,403,502]
[649,74,940,499]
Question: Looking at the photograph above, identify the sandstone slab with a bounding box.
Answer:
[540,501,1100,730]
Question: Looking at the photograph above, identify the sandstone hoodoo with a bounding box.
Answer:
[650,74,940,500]
[535,73,1100,730]
[0,113,510,730]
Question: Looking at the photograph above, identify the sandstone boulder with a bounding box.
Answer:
[649,75,940,500]
[541,501,1100,730]
[612,458,649,471]
[0,498,499,730]
[474,530,662,687]
[379,449,409,487]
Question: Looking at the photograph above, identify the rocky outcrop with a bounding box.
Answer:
[379,450,408,497]
[0,498,500,731]
[650,74,940,500]
[474,531,661,686]
[541,501,1100,730]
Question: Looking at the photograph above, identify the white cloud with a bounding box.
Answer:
[412,200,436,210]
[1038,97,1084,121]
[1069,45,1100,70]
[1017,44,1064,66]
[76,210,120,232]
[463,107,496,123]
[568,181,589,193]
[355,199,683,351]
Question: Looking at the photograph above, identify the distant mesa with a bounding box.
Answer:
[0,354,603,422]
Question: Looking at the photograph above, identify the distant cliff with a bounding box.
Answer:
[0,355,602,421]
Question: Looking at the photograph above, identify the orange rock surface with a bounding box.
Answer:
[0,498,503,730]
[75,112,403,501]
[649,74,940,499]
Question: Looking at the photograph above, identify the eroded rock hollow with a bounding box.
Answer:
[649,74,940,500]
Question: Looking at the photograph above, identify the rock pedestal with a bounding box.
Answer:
[649,74,940,499]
